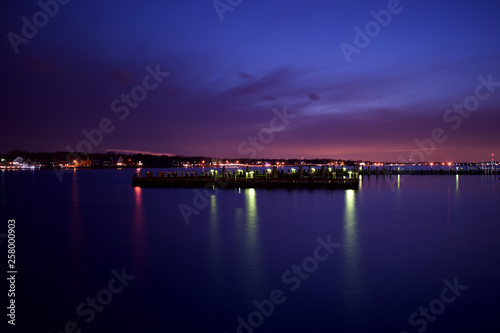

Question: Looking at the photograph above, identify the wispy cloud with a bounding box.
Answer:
[104,149,174,156]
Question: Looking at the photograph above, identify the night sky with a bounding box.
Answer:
[1,0,499,161]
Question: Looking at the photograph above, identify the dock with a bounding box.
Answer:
[357,165,498,176]
[132,162,498,190]
[132,166,359,190]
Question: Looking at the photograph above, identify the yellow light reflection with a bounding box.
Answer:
[208,193,223,281]
[342,189,361,307]
[210,194,218,220]
[455,174,459,193]
[244,188,259,254]
[246,188,257,226]
[344,190,357,255]
[243,188,264,296]
[209,194,220,248]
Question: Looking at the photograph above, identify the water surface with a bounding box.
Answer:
[1,169,499,332]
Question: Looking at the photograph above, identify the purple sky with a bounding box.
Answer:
[1,0,500,161]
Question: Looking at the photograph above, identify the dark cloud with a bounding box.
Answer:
[307,93,320,101]
[109,68,133,83]
[238,72,253,80]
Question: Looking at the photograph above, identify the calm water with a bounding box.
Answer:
[1,169,499,332]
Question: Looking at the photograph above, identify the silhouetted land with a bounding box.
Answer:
[1,150,497,169]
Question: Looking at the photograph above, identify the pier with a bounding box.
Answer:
[356,163,498,176]
[132,166,359,190]
[132,162,498,190]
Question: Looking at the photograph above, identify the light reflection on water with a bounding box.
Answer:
[245,188,258,251]
[7,169,499,332]
[209,194,222,282]
[343,190,357,261]
[70,170,84,261]
[132,186,146,273]
[228,188,264,295]
[342,189,362,311]
[242,188,263,293]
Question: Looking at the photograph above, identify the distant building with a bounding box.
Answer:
[103,157,115,167]
[91,158,103,167]
[81,157,91,168]
[12,157,23,165]
[125,158,136,167]
[24,159,41,168]
[116,156,124,166]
